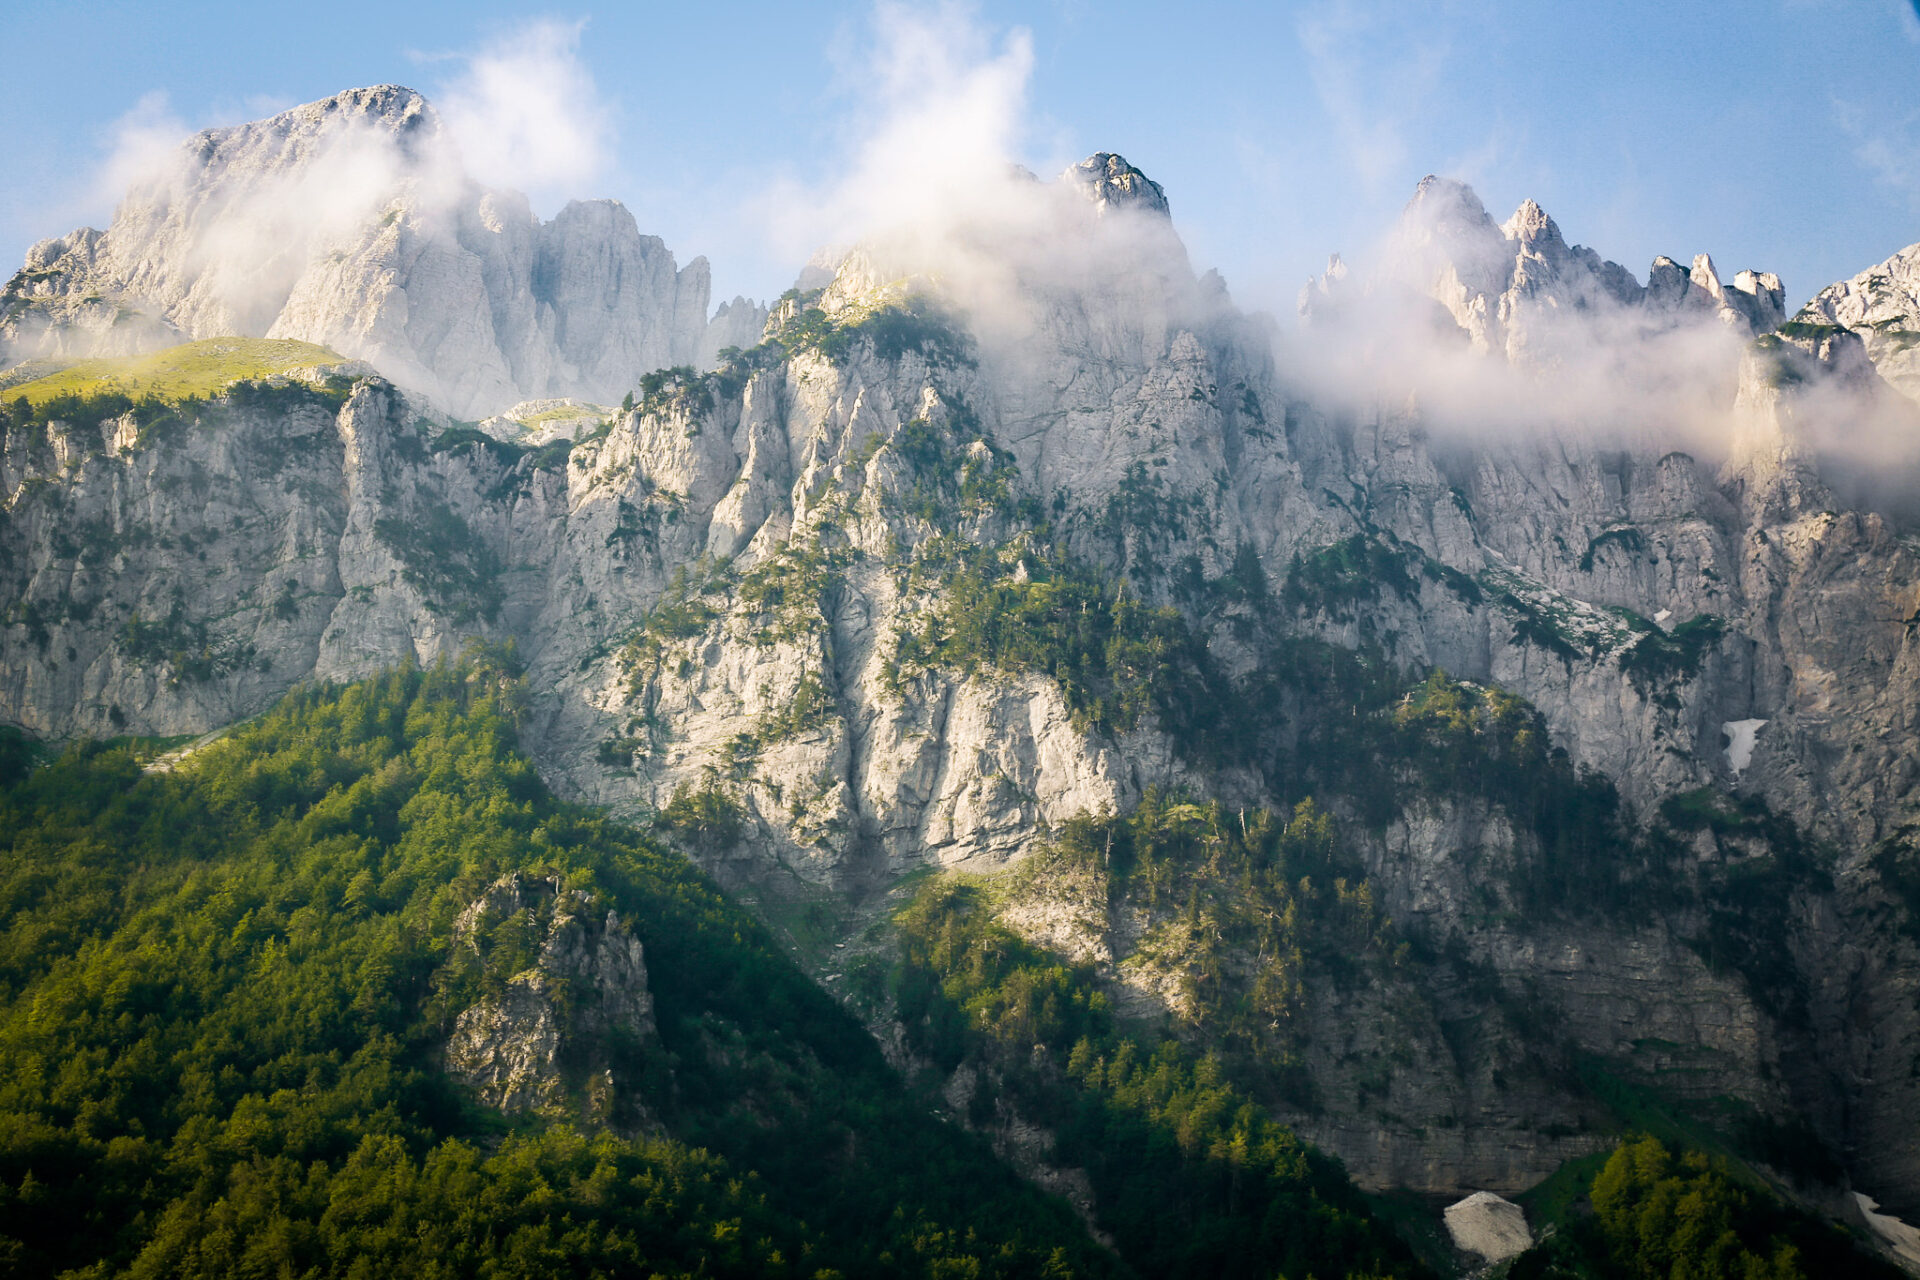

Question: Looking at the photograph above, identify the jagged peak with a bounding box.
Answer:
[1502,198,1565,253]
[1062,153,1169,217]
[1690,253,1722,294]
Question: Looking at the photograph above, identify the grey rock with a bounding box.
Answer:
[1795,239,1920,405]
[1444,1191,1532,1264]
[445,873,656,1122]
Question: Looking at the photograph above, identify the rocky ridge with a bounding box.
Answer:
[8,104,1920,1232]
[1388,174,1787,352]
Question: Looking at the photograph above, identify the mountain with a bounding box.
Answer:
[1793,239,1920,405]
[0,87,766,418]
[7,88,1920,1275]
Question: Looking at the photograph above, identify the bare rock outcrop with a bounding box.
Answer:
[444,873,657,1124]
[1444,1191,1532,1265]
[1796,240,1920,405]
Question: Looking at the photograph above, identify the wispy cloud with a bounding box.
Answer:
[1835,97,1920,208]
[1294,1,1453,193]
[86,92,191,216]
[761,0,1039,261]
[427,17,615,215]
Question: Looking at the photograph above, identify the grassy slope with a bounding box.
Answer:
[0,337,348,405]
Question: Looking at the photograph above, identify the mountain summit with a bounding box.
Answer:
[0,87,763,418]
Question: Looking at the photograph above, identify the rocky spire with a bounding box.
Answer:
[1063,153,1170,218]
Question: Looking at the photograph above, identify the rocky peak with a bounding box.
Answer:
[1685,254,1787,334]
[1501,198,1565,254]
[0,86,752,418]
[188,83,441,166]
[1063,153,1170,218]
[1365,176,1788,355]
[1406,174,1501,241]
[1794,239,1920,404]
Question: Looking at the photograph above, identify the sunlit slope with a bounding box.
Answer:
[0,337,352,406]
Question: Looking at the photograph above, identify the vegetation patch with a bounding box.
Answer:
[372,501,504,624]
[0,337,352,407]
[617,556,735,691]
[1619,614,1725,692]
[892,865,1422,1279]
[1776,318,1849,343]
[429,424,528,467]
[118,598,256,685]
[1282,535,1421,614]
[777,294,976,369]
[1580,526,1648,572]
[1507,1134,1899,1279]
[893,549,1235,747]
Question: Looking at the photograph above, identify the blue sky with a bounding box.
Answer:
[5,1,1918,316]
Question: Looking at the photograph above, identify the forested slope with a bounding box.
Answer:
[0,654,1125,1278]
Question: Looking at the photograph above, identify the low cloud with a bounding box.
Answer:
[1284,185,1920,513]
[35,17,620,338]
[760,1,1040,268]
[82,92,192,223]
[750,0,1203,370]
[430,18,613,216]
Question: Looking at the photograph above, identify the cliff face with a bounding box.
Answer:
[8,124,1920,1221]
[0,87,765,419]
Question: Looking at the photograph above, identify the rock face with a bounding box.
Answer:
[1795,240,1920,405]
[10,142,1920,1217]
[0,87,767,418]
[444,873,657,1123]
[1444,1191,1532,1265]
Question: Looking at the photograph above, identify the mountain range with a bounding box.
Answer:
[6,84,1920,1277]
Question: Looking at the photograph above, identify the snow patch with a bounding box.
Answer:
[1722,719,1767,776]
[1653,608,1672,625]
[1855,1193,1920,1267]
[1444,1191,1531,1263]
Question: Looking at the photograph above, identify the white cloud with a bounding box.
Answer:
[89,92,191,213]
[765,0,1040,259]
[430,18,613,214]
